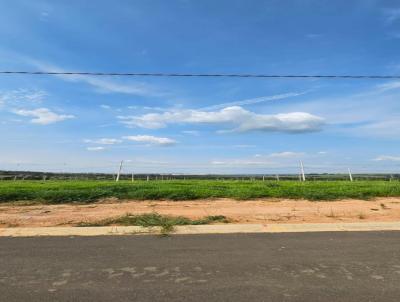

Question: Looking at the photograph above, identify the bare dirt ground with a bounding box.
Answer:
[1,197,400,227]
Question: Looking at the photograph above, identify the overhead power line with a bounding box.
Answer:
[0,71,400,79]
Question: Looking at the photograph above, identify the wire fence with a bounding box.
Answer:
[0,171,399,182]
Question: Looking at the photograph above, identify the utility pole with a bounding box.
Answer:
[300,161,306,182]
[116,160,123,182]
[276,174,280,181]
[131,172,134,182]
[348,168,353,182]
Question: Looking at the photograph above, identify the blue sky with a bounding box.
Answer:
[1,0,400,174]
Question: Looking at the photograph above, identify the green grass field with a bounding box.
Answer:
[0,180,399,204]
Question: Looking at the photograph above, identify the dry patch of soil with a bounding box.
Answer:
[1,198,400,227]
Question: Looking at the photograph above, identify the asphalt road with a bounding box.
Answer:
[1,232,400,301]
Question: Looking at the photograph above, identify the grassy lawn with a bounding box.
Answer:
[0,180,399,204]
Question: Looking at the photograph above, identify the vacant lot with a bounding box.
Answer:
[0,180,400,204]
[1,198,400,227]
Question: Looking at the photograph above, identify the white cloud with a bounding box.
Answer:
[1,89,76,126]
[84,138,122,145]
[12,108,75,125]
[118,106,324,133]
[373,155,400,161]
[123,135,176,146]
[87,146,105,151]
[100,104,111,109]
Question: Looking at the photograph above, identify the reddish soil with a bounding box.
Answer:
[1,197,400,227]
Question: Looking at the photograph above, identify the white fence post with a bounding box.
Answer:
[116,160,123,182]
[348,168,353,182]
[300,161,306,181]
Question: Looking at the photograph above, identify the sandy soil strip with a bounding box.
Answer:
[1,197,400,227]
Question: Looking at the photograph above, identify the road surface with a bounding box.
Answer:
[1,232,400,301]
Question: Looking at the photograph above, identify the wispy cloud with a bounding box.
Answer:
[118,106,324,134]
[0,88,75,125]
[373,155,400,161]
[279,80,400,139]
[306,33,323,39]
[376,81,400,91]
[39,11,50,22]
[12,108,75,125]
[351,119,400,139]
[87,146,105,151]
[0,89,47,107]
[200,91,308,111]
[387,32,400,39]
[24,59,165,97]
[84,138,122,145]
[182,130,200,136]
[210,151,313,169]
[123,135,177,146]
[233,144,256,148]
[127,105,168,111]
[82,136,177,147]
[383,8,400,24]
[211,159,275,166]
[268,151,304,158]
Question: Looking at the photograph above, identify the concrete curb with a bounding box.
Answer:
[1,222,400,237]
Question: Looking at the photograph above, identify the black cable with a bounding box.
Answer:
[0,71,400,79]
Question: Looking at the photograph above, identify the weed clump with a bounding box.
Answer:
[77,213,230,234]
